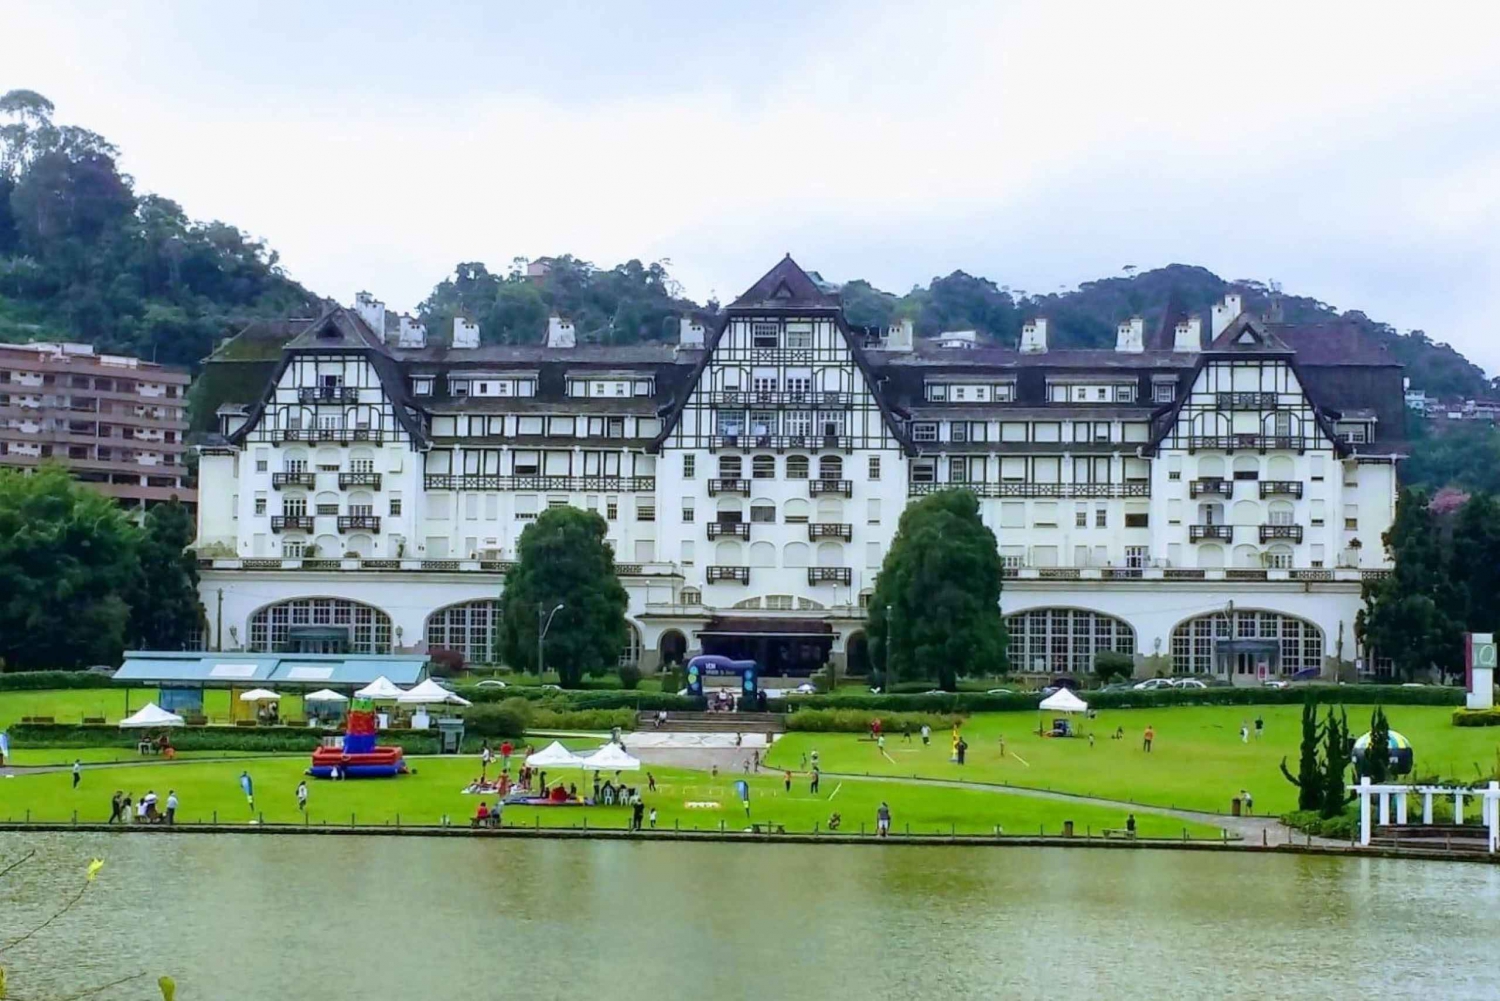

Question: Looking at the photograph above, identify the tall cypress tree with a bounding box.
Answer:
[1320,707,1352,819]
[1279,698,1324,812]
[1363,706,1392,784]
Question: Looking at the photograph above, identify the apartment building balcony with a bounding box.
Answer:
[808,566,852,585]
[706,521,750,540]
[808,522,852,541]
[422,474,655,492]
[908,481,1150,499]
[703,389,855,408]
[808,478,852,498]
[338,471,383,489]
[1215,392,1279,410]
[338,514,382,533]
[707,478,750,496]
[1190,478,1233,498]
[272,471,317,489]
[706,565,750,584]
[1259,481,1304,498]
[298,386,360,404]
[271,515,315,532]
[1260,524,1304,543]
[1186,434,1305,453]
[280,428,383,444]
[1190,524,1234,542]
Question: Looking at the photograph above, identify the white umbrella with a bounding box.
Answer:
[525,741,586,768]
[303,689,349,704]
[119,703,185,729]
[1039,688,1089,713]
[238,688,281,702]
[396,678,473,707]
[353,676,405,700]
[580,743,642,772]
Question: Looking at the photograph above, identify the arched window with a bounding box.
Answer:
[659,628,688,666]
[716,497,744,519]
[349,447,376,473]
[1231,500,1260,526]
[1265,544,1293,569]
[680,588,702,606]
[346,534,374,558]
[786,455,809,479]
[784,498,810,524]
[283,449,309,473]
[313,534,339,557]
[816,541,844,567]
[750,541,776,567]
[718,455,742,478]
[1171,610,1323,677]
[816,497,843,521]
[1232,456,1259,479]
[1005,608,1135,675]
[1197,544,1225,568]
[752,455,775,478]
[750,498,776,524]
[1232,544,1260,568]
[250,597,392,654]
[316,446,340,470]
[1197,456,1225,478]
[818,455,843,480]
[714,540,743,564]
[1267,455,1295,480]
[1267,500,1294,526]
[783,542,810,567]
[425,600,500,664]
[315,491,340,516]
[348,491,374,515]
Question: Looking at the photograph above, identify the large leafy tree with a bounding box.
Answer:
[497,506,628,686]
[1450,492,1500,635]
[867,489,1006,690]
[0,466,139,670]
[126,498,204,650]
[1357,489,1463,681]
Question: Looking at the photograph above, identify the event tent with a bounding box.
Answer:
[118,703,185,729]
[526,741,586,768]
[303,689,349,703]
[396,678,473,707]
[1039,688,1089,713]
[238,688,281,702]
[580,743,642,771]
[353,676,406,700]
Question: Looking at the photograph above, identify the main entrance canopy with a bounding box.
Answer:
[696,617,833,676]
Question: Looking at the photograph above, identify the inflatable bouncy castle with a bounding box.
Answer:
[308,697,408,778]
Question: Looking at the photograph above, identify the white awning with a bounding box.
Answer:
[396,678,472,706]
[580,743,642,772]
[238,688,281,702]
[303,689,349,703]
[1039,689,1089,713]
[353,676,406,700]
[118,703,185,729]
[525,741,586,768]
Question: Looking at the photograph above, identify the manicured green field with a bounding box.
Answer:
[0,755,1220,838]
[0,689,307,729]
[767,704,1500,815]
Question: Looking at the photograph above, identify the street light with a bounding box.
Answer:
[537,602,565,676]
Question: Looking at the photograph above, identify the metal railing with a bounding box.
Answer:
[271,472,316,489]
[1189,524,1234,542]
[1189,479,1233,498]
[337,515,381,532]
[706,521,750,539]
[1259,481,1304,498]
[422,474,654,492]
[808,567,852,585]
[1259,524,1303,543]
[808,523,852,541]
[338,471,382,489]
[270,515,314,532]
[706,566,750,584]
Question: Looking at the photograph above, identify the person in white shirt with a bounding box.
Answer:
[165,790,178,825]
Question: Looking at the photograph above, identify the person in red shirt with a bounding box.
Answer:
[500,740,514,773]
[474,801,490,827]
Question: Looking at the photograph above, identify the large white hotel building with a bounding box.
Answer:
[195,257,1403,682]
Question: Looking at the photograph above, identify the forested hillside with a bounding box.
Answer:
[0,90,316,368]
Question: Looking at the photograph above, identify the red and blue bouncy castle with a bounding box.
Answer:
[308,697,408,778]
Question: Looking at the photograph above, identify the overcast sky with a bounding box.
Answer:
[8,1,1500,372]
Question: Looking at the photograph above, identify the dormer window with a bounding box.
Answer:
[412,377,433,396]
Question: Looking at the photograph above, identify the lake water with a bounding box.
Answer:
[3,832,1499,1000]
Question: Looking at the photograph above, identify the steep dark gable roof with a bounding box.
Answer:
[1149,290,1190,351]
[729,255,840,312]
[1207,315,1290,352]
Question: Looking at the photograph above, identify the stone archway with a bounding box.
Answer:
[846,630,871,677]
[659,629,688,667]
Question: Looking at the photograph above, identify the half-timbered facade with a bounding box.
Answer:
[195,258,1405,683]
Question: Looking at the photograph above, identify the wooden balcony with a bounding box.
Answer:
[706,566,750,584]
[808,566,852,585]
[1215,392,1278,410]
[808,523,853,541]
[280,428,383,444]
[338,514,382,533]
[706,521,750,540]
[298,386,359,404]
[1186,434,1305,453]
[423,474,654,492]
[271,515,314,533]
[271,471,316,489]
[1189,478,1233,498]
[338,471,383,489]
[1259,481,1304,498]
[809,479,852,497]
[1189,524,1233,542]
[1259,524,1303,543]
[707,478,750,496]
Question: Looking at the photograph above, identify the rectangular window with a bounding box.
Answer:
[254,494,267,516]
[994,383,1015,402]
[232,494,239,519]
[752,322,779,348]
[1033,503,1058,528]
[1153,383,1175,403]
[866,542,882,568]
[951,423,969,443]
[412,377,433,396]
[465,494,480,520]
[1118,385,1135,403]
[514,495,537,521]
[927,383,948,402]
[1343,504,1358,531]
[682,501,695,523]
[606,498,619,520]
[912,423,937,442]
[637,499,656,522]
[750,503,775,523]
[389,495,402,516]
[682,454,696,479]
[868,456,881,480]
[1076,507,1087,528]
[867,498,881,524]
[681,540,695,565]
[1310,456,1326,481]
[1125,546,1150,568]
[1124,512,1149,528]
[785,326,813,349]
[1096,507,1108,528]
[255,450,268,473]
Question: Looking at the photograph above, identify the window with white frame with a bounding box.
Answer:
[912,422,937,442]
[752,322,779,348]
[785,325,813,349]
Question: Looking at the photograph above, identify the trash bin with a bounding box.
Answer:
[1231,797,1242,817]
[1063,819,1074,837]
[435,716,466,754]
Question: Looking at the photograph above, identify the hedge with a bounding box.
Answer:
[768,684,1465,715]
[0,671,117,691]
[1452,707,1500,727]
[457,687,703,712]
[6,723,441,755]
[784,709,961,733]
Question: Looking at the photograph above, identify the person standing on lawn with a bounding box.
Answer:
[810,767,821,795]
[239,770,255,811]
[876,802,891,837]
[108,791,123,824]
[1254,715,1264,741]
[72,760,82,790]
[165,790,178,825]
[1143,725,1155,753]
[297,780,309,813]
[920,724,931,746]
[784,770,792,793]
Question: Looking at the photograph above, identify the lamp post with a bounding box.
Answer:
[537,602,565,676]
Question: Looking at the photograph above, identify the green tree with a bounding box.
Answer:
[1451,492,1500,635]
[1361,706,1392,784]
[868,489,1006,690]
[1357,489,1463,681]
[1279,698,1324,813]
[0,465,138,670]
[497,506,628,687]
[1320,707,1352,818]
[1093,650,1134,685]
[126,498,204,650]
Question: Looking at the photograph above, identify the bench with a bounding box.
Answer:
[1101,828,1137,840]
[20,716,55,725]
[750,822,786,835]
[82,716,106,725]
[183,714,207,726]
[235,719,259,728]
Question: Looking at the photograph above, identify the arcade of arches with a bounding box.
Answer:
[1171,610,1323,678]
[425,600,501,664]
[1005,609,1135,675]
[249,597,393,654]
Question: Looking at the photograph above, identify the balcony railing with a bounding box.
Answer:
[809,479,853,497]
[271,471,316,489]
[908,482,1150,499]
[1189,478,1233,498]
[1186,434,1304,452]
[1215,392,1279,410]
[423,474,654,492]
[808,523,853,541]
[706,521,750,540]
[707,478,750,496]
[338,471,383,489]
[270,515,314,533]
[1189,524,1234,542]
[1260,524,1303,543]
[808,566,852,585]
[1259,481,1304,498]
[338,515,382,533]
[706,565,750,584]
[703,390,854,407]
[298,386,359,404]
[280,428,382,444]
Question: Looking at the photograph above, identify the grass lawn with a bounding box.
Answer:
[766,704,1500,816]
[0,689,306,729]
[0,755,1221,839]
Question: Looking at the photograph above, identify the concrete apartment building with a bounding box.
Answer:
[0,340,195,510]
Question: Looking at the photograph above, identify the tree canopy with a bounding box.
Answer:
[125,498,204,650]
[496,506,629,686]
[867,489,1007,690]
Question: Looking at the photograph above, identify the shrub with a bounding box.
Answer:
[0,671,116,690]
[1280,805,1359,839]
[6,722,441,755]
[784,709,960,733]
[1452,707,1500,727]
[618,664,642,690]
[1094,651,1134,684]
[460,704,529,738]
[428,648,465,678]
[456,686,703,712]
[529,708,636,732]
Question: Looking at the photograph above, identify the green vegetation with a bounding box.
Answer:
[784,709,957,733]
[1453,708,1500,727]
[498,506,629,686]
[868,489,1006,690]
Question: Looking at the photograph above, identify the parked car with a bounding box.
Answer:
[1133,678,1174,691]
[1099,683,1133,693]
[985,688,1015,695]
[475,679,507,689]
[794,683,818,694]
[1262,679,1290,690]
[1171,678,1207,689]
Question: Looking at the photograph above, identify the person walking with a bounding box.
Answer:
[72,759,82,790]
[648,806,658,830]
[108,791,123,824]
[801,751,808,771]
[1239,720,1249,744]
[647,772,657,793]
[784,770,792,793]
[500,740,514,773]
[920,724,931,747]
[1126,813,1137,837]
[1088,732,1095,749]
[810,767,821,795]
[1253,715,1264,741]
[165,790,178,826]
[1142,725,1155,753]
[296,780,309,814]
[240,770,255,811]
[876,802,891,838]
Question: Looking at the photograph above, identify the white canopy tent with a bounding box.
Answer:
[238,688,281,702]
[303,689,349,704]
[118,703,185,729]
[1039,689,1089,713]
[396,678,473,707]
[353,676,406,700]
[525,741,587,768]
[580,743,642,772]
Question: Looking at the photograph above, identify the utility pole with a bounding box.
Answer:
[537,602,565,676]
[216,588,224,652]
